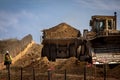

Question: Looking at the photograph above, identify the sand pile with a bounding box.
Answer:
[43,23,80,38]
[1,42,120,80]
[13,43,42,68]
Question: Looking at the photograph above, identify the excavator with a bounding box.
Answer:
[79,12,120,64]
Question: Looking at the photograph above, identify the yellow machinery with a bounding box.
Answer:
[80,12,120,64]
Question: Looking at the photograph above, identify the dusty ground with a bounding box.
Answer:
[0,42,120,80]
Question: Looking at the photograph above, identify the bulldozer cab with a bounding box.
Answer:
[90,12,117,34]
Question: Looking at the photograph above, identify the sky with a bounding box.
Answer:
[0,0,120,43]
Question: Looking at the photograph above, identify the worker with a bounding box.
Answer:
[4,51,12,69]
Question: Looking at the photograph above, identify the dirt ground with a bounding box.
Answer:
[0,43,120,80]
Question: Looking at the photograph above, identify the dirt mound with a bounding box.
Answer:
[1,42,120,80]
[42,23,80,38]
[13,43,43,67]
[13,51,120,79]
[0,34,32,63]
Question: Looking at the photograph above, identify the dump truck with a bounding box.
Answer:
[41,23,82,61]
[80,12,120,64]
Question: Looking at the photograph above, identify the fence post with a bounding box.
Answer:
[84,65,86,80]
[64,69,66,80]
[7,65,10,80]
[21,67,23,80]
[33,67,35,80]
[48,69,51,80]
[103,64,107,80]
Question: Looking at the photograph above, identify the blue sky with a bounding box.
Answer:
[0,0,120,43]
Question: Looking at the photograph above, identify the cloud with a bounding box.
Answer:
[75,0,120,11]
[0,11,17,32]
[0,10,42,40]
[0,10,39,33]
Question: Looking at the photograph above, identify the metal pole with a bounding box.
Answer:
[64,69,66,80]
[104,64,106,80]
[7,65,10,80]
[21,67,23,80]
[94,64,96,79]
[48,70,51,80]
[84,66,86,80]
[33,68,35,80]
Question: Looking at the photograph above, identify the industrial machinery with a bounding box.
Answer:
[41,23,82,61]
[41,12,120,64]
[80,12,120,64]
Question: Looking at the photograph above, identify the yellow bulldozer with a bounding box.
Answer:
[79,12,120,64]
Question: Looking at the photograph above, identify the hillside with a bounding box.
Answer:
[13,42,42,68]
[0,34,32,63]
